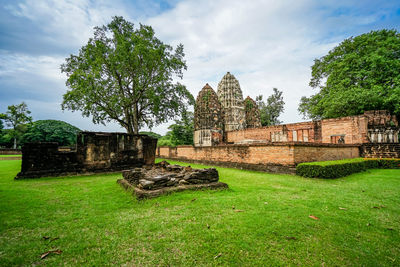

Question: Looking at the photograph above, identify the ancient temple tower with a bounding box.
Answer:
[217,72,246,132]
[193,84,224,147]
[244,96,262,128]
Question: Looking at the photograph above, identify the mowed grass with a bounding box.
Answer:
[0,159,399,266]
[0,154,21,157]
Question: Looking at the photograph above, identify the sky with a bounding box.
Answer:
[1,0,400,135]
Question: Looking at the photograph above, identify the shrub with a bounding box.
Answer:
[296,158,400,179]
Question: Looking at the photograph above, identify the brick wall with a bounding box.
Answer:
[226,121,319,143]
[361,144,400,158]
[294,145,360,164]
[16,132,157,179]
[320,116,368,144]
[157,143,360,173]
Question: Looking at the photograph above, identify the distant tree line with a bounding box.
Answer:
[0,103,80,148]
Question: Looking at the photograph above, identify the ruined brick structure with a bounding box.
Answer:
[15,131,157,179]
[193,84,224,147]
[217,72,246,132]
[194,72,261,146]
[227,110,399,145]
[244,96,262,128]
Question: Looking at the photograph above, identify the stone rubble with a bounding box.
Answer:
[120,161,228,199]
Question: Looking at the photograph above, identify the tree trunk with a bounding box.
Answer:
[133,104,139,135]
[13,138,17,149]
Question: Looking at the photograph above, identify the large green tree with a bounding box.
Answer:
[299,29,400,120]
[61,16,194,134]
[2,102,32,148]
[22,120,80,146]
[256,88,285,126]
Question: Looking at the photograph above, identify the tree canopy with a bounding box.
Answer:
[61,16,194,134]
[299,29,400,120]
[22,120,80,146]
[2,102,32,148]
[256,88,285,126]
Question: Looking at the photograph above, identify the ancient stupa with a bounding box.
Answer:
[193,83,224,146]
[217,72,246,132]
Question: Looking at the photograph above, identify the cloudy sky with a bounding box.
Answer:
[1,0,400,135]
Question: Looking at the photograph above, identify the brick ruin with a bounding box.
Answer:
[194,72,261,146]
[161,73,400,172]
[118,160,228,199]
[15,131,157,179]
[193,72,399,148]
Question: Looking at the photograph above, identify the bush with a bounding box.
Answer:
[296,158,400,179]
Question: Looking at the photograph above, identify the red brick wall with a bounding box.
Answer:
[294,145,360,164]
[157,143,359,167]
[226,121,318,143]
[321,116,368,144]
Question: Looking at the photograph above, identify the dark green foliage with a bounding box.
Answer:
[296,158,400,178]
[139,131,162,139]
[2,102,32,148]
[167,111,193,146]
[22,120,80,146]
[61,16,194,134]
[256,88,285,126]
[157,132,174,147]
[299,29,400,119]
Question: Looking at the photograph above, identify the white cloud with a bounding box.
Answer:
[2,0,398,134]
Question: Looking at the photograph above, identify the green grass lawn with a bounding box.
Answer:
[0,159,399,266]
[0,154,21,157]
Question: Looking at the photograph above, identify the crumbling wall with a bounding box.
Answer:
[226,121,320,144]
[360,143,400,158]
[15,132,157,179]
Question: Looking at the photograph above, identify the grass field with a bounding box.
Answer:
[0,154,21,157]
[0,159,399,266]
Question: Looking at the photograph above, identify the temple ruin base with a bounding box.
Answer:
[118,161,228,199]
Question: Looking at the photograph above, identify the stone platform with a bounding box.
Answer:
[118,161,228,199]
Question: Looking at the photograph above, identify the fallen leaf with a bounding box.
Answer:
[387,228,394,231]
[285,236,297,240]
[373,206,381,209]
[214,253,222,259]
[339,207,347,210]
[40,249,62,260]
[264,202,268,205]
[234,209,244,212]
[191,198,197,202]
[309,215,319,220]
[232,206,235,209]
[367,223,372,226]
[42,236,50,240]
[207,224,210,229]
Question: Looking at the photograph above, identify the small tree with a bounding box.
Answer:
[61,16,194,134]
[256,88,285,126]
[168,111,194,146]
[3,102,32,148]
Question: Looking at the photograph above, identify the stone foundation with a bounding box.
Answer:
[118,161,228,199]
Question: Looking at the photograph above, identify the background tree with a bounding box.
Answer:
[156,111,194,147]
[299,29,400,120]
[22,120,80,146]
[3,102,32,148]
[61,16,194,134]
[256,88,285,126]
[168,111,194,146]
